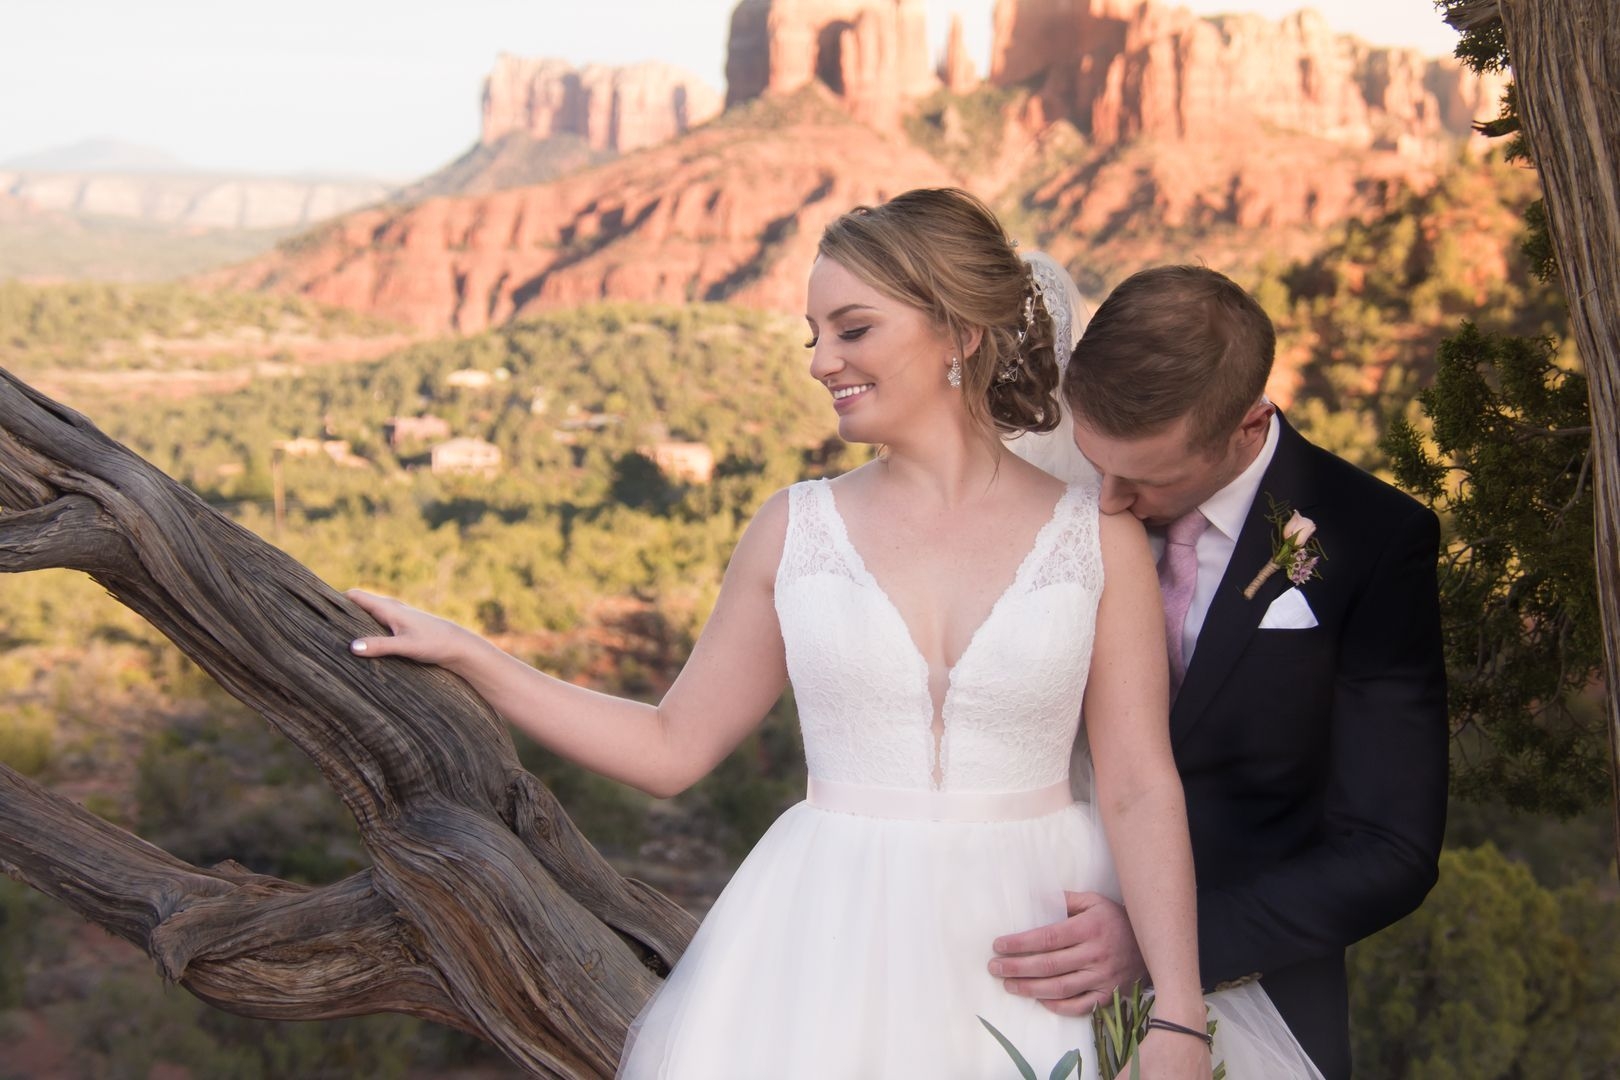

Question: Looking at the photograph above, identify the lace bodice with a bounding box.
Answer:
[775,480,1103,792]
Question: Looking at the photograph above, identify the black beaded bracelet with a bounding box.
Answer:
[1144,1017,1215,1049]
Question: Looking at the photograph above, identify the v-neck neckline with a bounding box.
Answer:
[820,478,1074,704]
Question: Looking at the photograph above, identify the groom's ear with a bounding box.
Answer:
[1235,399,1275,445]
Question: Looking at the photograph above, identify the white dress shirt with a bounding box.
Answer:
[1150,412,1281,669]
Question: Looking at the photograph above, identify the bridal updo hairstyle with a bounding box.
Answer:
[817,188,1061,437]
[1063,265,1275,452]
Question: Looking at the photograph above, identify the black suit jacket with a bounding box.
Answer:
[1173,418,1448,1079]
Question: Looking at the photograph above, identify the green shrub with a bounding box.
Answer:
[58,973,427,1080]
[0,704,56,776]
[1349,844,1620,1077]
[135,715,365,883]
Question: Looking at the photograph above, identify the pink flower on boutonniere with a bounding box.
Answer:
[1244,498,1327,599]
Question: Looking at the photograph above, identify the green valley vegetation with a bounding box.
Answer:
[1348,843,1620,1076]
[1,295,833,1076]
[0,279,394,372]
[0,294,832,849]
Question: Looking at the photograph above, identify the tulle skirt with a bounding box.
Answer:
[619,785,1320,1079]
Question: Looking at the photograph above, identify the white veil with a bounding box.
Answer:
[1005,251,1099,486]
[1008,252,1108,813]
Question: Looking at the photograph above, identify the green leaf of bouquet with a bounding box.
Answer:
[1048,1048,1082,1080]
[978,1016,1038,1080]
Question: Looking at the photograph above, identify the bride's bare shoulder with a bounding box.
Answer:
[1097,509,1151,569]
[730,487,796,579]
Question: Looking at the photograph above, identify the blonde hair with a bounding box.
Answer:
[817,188,1060,436]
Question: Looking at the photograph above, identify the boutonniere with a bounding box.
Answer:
[1243,495,1326,599]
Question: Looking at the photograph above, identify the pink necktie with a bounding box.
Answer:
[1158,509,1210,694]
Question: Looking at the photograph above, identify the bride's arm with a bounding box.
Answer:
[346,489,791,799]
[1083,511,1208,1063]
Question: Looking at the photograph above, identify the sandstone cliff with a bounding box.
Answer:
[482,57,723,154]
[725,0,940,128]
[939,14,979,94]
[217,93,954,333]
[212,1,1519,334]
[988,0,1506,153]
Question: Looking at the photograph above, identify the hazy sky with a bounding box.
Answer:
[1,0,1464,180]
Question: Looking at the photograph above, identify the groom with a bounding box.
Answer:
[991,266,1448,1078]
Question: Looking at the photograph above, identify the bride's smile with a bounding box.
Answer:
[803,255,967,444]
[828,382,874,410]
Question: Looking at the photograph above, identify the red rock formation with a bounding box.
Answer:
[939,14,979,93]
[218,94,954,333]
[481,57,722,154]
[725,0,939,128]
[989,0,1507,153]
[216,3,1520,334]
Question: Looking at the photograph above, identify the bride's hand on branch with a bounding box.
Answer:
[346,589,481,668]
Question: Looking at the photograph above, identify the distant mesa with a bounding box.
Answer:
[1,138,390,231]
[0,138,195,174]
[0,170,392,231]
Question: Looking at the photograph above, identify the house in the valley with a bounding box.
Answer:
[430,437,502,477]
[645,441,715,484]
[385,415,452,449]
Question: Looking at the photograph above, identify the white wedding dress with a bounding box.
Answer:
[619,477,1321,1077]
[618,253,1319,1078]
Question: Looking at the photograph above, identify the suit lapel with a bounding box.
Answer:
[1170,418,1317,746]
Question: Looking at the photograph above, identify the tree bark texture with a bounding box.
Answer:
[0,368,697,1077]
[1498,0,1620,875]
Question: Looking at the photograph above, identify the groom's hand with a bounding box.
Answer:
[988,892,1149,1016]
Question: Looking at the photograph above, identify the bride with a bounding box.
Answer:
[347,188,1320,1078]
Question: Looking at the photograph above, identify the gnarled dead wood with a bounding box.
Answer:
[0,368,697,1077]
[1489,0,1620,878]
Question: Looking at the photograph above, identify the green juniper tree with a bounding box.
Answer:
[1382,1,1618,854]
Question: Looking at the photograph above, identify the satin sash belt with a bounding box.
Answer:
[806,777,1073,822]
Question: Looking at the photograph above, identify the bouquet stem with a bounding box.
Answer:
[1093,984,1227,1080]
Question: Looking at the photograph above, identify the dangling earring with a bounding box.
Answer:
[947,356,962,389]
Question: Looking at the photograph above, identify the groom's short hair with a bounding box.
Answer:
[1063,266,1274,451]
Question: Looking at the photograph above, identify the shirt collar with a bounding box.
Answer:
[1198,410,1280,542]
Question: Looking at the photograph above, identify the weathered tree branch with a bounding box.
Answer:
[0,368,697,1077]
[0,765,468,1028]
[1443,0,1504,34]
[1495,0,1620,878]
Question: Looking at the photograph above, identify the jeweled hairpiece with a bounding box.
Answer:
[1014,291,1036,344]
[999,288,1038,382]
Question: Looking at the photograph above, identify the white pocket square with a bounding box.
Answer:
[1258,586,1318,629]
